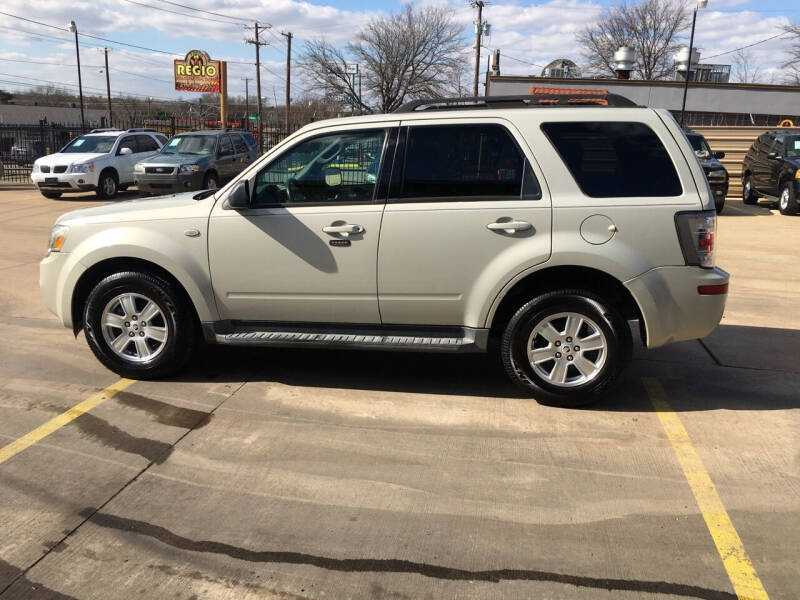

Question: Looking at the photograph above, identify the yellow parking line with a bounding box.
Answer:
[643,378,769,600]
[0,378,135,465]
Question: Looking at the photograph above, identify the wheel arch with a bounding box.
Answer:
[71,257,200,336]
[487,265,644,344]
[99,166,119,181]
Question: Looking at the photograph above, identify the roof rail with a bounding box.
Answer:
[89,128,123,133]
[394,91,638,113]
[125,128,159,133]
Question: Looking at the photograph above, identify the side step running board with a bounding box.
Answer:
[205,324,489,353]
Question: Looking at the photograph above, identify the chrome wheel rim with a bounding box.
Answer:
[101,293,168,363]
[780,189,789,209]
[103,176,116,196]
[527,312,607,388]
[743,180,750,199]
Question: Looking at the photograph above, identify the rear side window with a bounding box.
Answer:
[541,122,682,198]
[401,124,540,200]
[241,132,257,149]
[136,135,160,152]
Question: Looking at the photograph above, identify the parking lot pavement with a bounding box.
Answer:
[0,187,797,599]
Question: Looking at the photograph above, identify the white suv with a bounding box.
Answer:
[39,93,729,406]
[31,128,167,200]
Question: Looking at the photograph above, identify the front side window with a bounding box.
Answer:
[541,121,682,198]
[62,135,117,154]
[117,136,137,155]
[218,135,234,156]
[252,129,386,207]
[160,135,217,155]
[771,137,785,157]
[401,125,538,199]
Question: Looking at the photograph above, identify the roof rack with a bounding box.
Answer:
[394,90,638,113]
[89,128,123,133]
[125,128,159,133]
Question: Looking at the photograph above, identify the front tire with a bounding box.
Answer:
[83,271,195,379]
[96,170,118,200]
[500,290,632,407]
[779,183,799,215]
[742,175,757,205]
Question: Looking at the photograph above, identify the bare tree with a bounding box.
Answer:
[782,22,800,85]
[578,0,689,80]
[300,5,466,113]
[731,48,764,84]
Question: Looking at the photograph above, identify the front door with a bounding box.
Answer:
[377,121,551,327]
[208,124,396,324]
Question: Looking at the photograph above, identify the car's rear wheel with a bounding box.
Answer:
[715,197,725,214]
[41,191,62,199]
[96,170,118,200]
[83,271,195,379]
[500,290,632,407]
[779,183,799,215]
[742,175,757,204]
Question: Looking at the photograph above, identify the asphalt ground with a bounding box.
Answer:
[0,186,797,600]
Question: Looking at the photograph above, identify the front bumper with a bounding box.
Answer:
[625,266,729,349]
[40,251,85,329]
[708,179,728,203]
[31,171,97,192]
[135,171,204,194]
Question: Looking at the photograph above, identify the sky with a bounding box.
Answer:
[0,0,798,107]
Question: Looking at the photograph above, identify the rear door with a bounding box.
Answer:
[115,135,139,183]
[377,119,551,327]
[752,133,774,191]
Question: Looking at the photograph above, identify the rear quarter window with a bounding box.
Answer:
[541,121,682,198]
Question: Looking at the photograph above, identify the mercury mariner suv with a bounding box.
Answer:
[40,92,729,406]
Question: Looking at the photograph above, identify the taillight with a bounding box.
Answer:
[675,211,716,268]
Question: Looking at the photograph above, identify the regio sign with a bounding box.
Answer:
[174,50,220,93]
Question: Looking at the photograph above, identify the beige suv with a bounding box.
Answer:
[40,93,729,406]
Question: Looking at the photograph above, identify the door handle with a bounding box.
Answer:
[322,223,364,235]
[487,220,532,233]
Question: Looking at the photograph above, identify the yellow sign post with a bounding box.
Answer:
[174,50,228,127]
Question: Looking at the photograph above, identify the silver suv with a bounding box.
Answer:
[40,93,729,406]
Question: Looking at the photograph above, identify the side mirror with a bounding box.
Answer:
[120,147,133,155]
[324,167,342,187]
[767,151,780,161]
[713,151,725,159]
[226,180,250,209]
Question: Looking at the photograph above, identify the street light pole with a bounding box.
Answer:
[102,48,112,127]
[67,20,85,131]
[679,0,708,128]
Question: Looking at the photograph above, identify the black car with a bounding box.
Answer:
[741,129,800,215]
[685,132,728,214]
[134,130,260,195]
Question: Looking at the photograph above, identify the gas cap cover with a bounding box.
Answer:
[580,215,617,245]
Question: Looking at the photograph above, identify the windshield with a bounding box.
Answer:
[62,135,117,154]
[687,134,711,155]
[160,135,217,155]
[785,135,800,158]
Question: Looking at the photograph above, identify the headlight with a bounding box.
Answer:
[46,225,69,256]
[179,164,200,173]
[134,163,145,173]
[69,162,93,173]
[708,169,727,180]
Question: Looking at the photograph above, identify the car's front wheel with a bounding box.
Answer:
[742,175,757,205]
[500,290,632,407]
[779,183,799,215]
[96,170,118,200]
[83,271,195,379]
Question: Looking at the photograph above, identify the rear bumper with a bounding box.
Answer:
[625,266,729,349]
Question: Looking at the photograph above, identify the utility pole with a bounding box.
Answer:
[67,21,85,131]
[103,48,112,126]
[471,1,485,98]
[246,22,269,150]
[282,31,293,133]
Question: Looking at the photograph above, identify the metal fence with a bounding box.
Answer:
[0,118,299,183]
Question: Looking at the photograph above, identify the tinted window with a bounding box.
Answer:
[541,122,682,198]
[771,137,785,157]
[401,125,537,199]
[686,134,710,154]
[785,135,800,158]
[241,132,257,149]
[155,134,168,146]
[136,135,159,152]
[218,135,233,156]
[117,136,137,155]
[252,129,386,207]
[231,133,248,154]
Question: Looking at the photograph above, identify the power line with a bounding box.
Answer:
[0,71,177,101]
[119,0,245,26]
[151,0,251,24]
[0,58,174,84]
[703,32,789,61]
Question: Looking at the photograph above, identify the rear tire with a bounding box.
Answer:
[742,175,757,205]
[96,170,118,200]
[83,271,195,379]
[779,183,799,215]
[715,198,725,214]
[41,191,62,199]
[500,290,632,407]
